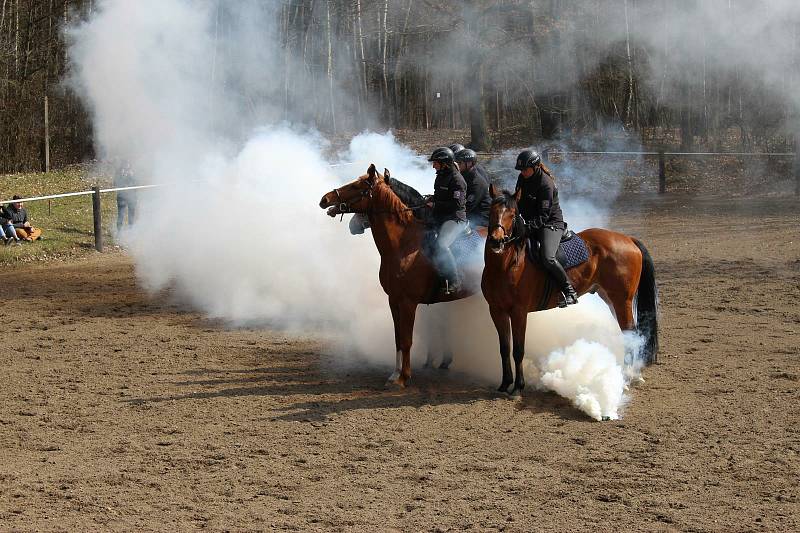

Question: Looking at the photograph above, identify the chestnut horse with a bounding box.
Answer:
[482,184,658,397]
[319,164,486,387]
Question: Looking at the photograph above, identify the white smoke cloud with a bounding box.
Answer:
[67,0,645,421]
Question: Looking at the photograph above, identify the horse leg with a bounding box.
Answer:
[439,349,453,370]
[509,308,528,398]
[489,305,513,393]
[422,313,436,368]
[387,298,403,383]
[606,291,646,384]
[387,298,416,388]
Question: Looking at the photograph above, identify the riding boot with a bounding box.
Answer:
[543,258,577,307]
[438,248,461,294]
[561,283,579,307]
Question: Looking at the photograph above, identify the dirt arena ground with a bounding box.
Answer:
[1,193,798,532]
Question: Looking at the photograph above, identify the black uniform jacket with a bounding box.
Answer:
[432,166,467,224]
[462,164,491,227]
[514,167,565,230]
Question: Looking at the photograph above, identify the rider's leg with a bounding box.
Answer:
[539,226,578,307]
[435,219,465,291]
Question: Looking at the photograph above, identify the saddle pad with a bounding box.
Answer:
[526,233,590,270]
[560,234,590,269]
[451,229,485,263]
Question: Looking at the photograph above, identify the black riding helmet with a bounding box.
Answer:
[514,149,542,170]
[428,146,455,164]
[448,143,465,154]
[454,148,477,163]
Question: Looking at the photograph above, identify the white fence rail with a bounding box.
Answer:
[2,152,797,253]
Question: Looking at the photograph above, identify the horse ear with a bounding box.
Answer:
[489,183,498,199]
[367,164,377,178]
[514,186,522,203]
[383,168,391,182]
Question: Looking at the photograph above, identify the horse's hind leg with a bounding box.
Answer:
[509,308,528,398]
[606,290,645,383]
[609,292,635,332]
[489,305,513,393]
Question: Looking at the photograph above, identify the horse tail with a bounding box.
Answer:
[633,239,659,365]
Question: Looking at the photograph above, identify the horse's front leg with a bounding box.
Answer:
[489,305,513,393]
[509,308,529,398]
[387,298,416,388]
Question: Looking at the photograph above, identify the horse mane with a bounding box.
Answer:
[386,177,424,207]
[492,189,518,210]
[367,175,423,224]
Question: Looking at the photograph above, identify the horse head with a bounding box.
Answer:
[319,163,388,217]
[487,183,524,253]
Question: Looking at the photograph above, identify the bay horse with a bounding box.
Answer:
[319,164,485,387]
[482,184,659,397]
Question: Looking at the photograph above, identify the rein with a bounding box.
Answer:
[332,180,427,220]
[488,214,526,247]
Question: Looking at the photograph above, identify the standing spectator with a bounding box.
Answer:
[2,195,42,241]
[114,159,137,231]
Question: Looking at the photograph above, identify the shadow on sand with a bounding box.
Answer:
[121,354,591,422]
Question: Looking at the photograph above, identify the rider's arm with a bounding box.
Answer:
[436,176,466,213]
[529,181,554,229]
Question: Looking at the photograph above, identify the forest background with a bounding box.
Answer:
[1,0,798,173]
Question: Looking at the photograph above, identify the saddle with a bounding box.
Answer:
[526,230,590,270]
[422,224,486,281]
[422,225,485,262]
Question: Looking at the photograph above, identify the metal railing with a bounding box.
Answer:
[1,161,373,252]
[480,149,799,195]
[2,152,798,253]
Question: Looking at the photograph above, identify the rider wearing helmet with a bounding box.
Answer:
[514,149,578,306]
[428,146,467,293]
[448,143,465,154]
[454,148,491,227]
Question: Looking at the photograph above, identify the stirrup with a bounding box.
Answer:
[443,279,460,295]
[558,287,578,308]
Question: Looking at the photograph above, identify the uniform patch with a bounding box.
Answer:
[454,190,464,199]
[541,200,550,209]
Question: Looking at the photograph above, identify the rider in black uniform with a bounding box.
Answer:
[454,148,491,228]
[428,147,467,293]
[514,149,578,307]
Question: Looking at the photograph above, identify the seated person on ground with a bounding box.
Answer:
[2,196,42,242]
[0,206,18,245]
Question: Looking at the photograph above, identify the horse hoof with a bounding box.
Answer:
[438,361,451,370]
[422,362,432,369]
[497,383,512,394]
[509,388,523,399]
[385,375,408,389]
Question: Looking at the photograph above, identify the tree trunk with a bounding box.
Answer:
[355,0,367,117]
[469,63,491,150]
[623,0,635,128]
[381,0,390,122]
[326,0,336,133]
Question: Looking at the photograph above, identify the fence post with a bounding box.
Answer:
[795,151,799,197]
[92,185,103,252]
[658,150,666,194]
[44,95,50,173]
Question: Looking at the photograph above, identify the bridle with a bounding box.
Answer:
[333,179,375,216]
[488,212,525,248]
[330,177,428,220]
